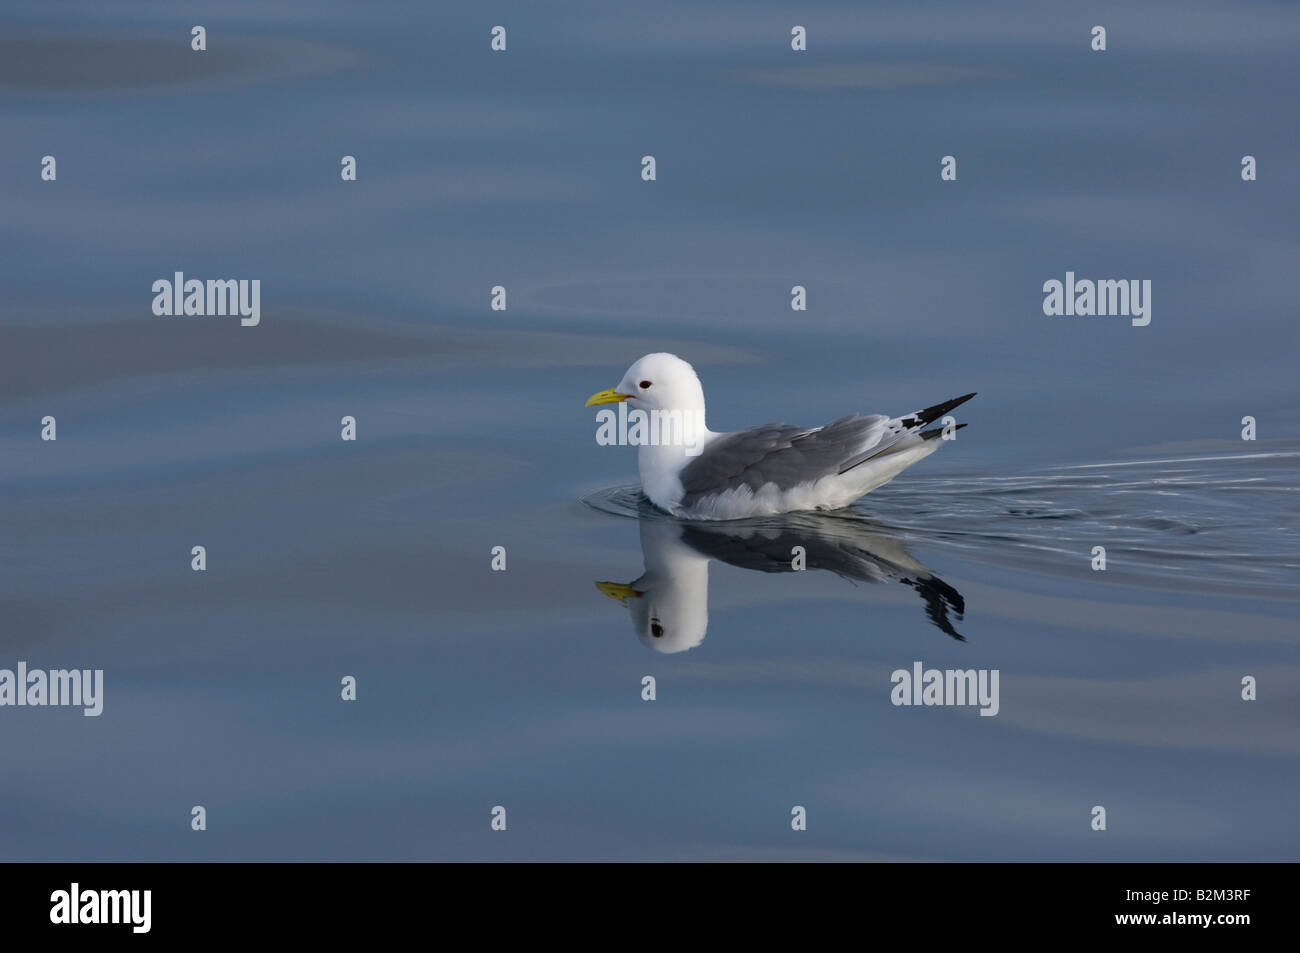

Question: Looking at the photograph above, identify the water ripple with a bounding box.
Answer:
[583,452,1300,594]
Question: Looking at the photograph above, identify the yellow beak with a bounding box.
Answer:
[595,580,643,607]
[585,388,631,407]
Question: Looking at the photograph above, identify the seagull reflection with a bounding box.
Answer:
[595,513,966,653]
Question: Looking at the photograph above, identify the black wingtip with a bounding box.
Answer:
[901,575,967,641]
[920,422,966,441]
[902,392,977,430]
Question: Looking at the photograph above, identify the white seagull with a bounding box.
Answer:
[586,352,975,520]
[596,515,967,652]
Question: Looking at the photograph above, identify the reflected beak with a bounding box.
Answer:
[595,580,643,607]
[585,388,631,407]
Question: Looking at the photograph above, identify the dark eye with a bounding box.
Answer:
[650,621,664,638]
[639,380,652,389]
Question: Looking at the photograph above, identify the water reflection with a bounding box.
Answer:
[595,512,966,652]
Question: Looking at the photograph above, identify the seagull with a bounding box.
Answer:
[596,514,967,653]
[585,352,974,520]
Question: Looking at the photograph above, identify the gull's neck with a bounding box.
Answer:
[634,394,713,509]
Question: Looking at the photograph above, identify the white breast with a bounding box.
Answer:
[637,443,689,512]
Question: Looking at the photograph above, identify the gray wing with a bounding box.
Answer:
[678,393,977,509]
[678,414,905,508]
[676,519,966,639]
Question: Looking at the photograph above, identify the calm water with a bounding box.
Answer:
[1,1,1298,860]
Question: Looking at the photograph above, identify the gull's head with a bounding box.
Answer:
[585,352,706,414]
[594,520,712,654]
[628,579,708,654]
[594,577,708,654]
[628,519,709,653]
